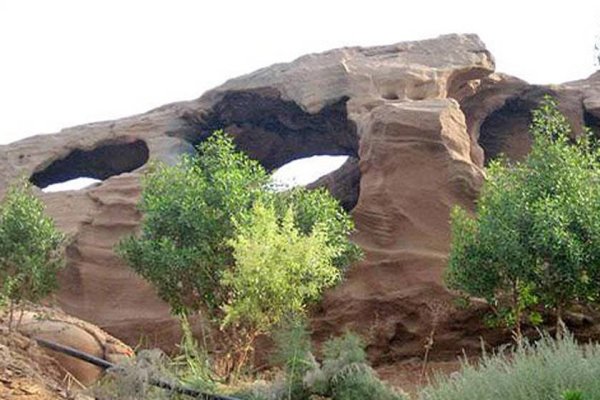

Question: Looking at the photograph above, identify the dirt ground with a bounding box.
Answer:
[0,328,83,400]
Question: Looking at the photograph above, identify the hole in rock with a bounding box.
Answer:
[175,90,359,170]
[42,177,102,193]
[478,96,538,164]
[172,90,361,210]
[306,156,361,212]
[30,139,149,190]
[584,110,600,136]
[382,92,400,101]
[271,155,349,189]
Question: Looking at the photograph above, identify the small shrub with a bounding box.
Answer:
[0,180,65,329]
[171,316,216,393]
[304,332,407,400]
[90,349,176,400]
[562,390,585,400]
[271,318,314,400]
[303,332,367,396]
[322,332,367,369]
[231,379,287,400]
[420,333,600,400]
[331,365,406,400]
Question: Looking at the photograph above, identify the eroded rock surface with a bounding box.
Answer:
[1,34,599,362]
[13,306,133,386]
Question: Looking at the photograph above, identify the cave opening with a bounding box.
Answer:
[42,177,102,193]
[174,90,359,168]
[271,155,349,189]
[174,89,362,211]
[478,95,539,164]
[30,139,150,191]
[584,110,600,137]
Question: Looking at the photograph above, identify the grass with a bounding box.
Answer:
[420,333,600,400]
[91,325,600,400]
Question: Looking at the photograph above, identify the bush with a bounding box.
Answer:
[271,318,314,400]
[331,366,406,400]
[274,187,363,272]
[420,333,600,400]
[0,180,65,329]
[303,331,407,400]
[445,96,600,337]
[222,201,341,333]
[219,328,406,400]
[171,316,216,393]
[90,349,175,400]
[117,131,361,377]
[117,131,270,315]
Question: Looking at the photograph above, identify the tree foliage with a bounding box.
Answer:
[118,132,269,315]
[117,131,361,375]
[222,201,341,331]
[446,96,600,336]
[0,180,65,327]
[274,188,363,272]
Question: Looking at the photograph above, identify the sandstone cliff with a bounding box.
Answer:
[1,34,599,361]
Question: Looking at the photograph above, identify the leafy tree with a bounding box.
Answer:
[275,188,363,272]
[117,131,361,376]
[223,201,341,331]
[445,96,600,339]
[118,132,269,315]
[0,180,65,329]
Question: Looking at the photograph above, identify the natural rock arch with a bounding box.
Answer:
[30,138,149,189]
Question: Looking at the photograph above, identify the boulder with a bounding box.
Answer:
[15,306,133,386]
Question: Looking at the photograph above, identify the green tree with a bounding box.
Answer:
[223,201,341,330]
[275,187,363,272]
[445,96,600,339]
[0,180,65,329]
[117,131,361,377]
[118,132,269,315]
[221,201,341,373]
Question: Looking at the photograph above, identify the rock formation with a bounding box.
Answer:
[0,34,599,362]
[16,306,133,385]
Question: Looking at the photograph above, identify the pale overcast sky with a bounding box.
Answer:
[1,1,599,187]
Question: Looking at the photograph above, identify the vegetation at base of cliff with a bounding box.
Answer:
[226,326,406,400]
[90,325,406,400]
[91,330,600,400]
[117,131,362,378]
[420,333,600,400]
[446,96,600,338]
[0,180,65,330]
[109,97,600,399]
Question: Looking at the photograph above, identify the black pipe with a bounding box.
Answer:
[35,337,240,400]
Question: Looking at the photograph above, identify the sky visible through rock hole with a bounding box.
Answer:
[1,0,599,191]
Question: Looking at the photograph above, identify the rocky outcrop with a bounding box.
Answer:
[12,306,133,385]
[0,34,599,362]
[312,99,487,361]
[307,157,360,211]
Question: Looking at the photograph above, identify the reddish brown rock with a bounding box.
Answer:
[307,157,360,211]
[13,306,133,386]
[313,99,486,361]
[0,34,599,363]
